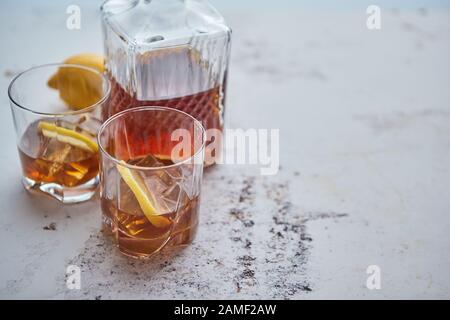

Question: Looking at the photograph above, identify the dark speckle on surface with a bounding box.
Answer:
[43,222,56,231]
[3,69,21,78]
[64,169,349,299]
[238,177,255,203]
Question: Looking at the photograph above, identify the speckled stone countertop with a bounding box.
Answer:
[0,3,449,299]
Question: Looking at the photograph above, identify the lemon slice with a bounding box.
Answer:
[116,161,171,228]
[154,154,173,161]
[38,121,98,153]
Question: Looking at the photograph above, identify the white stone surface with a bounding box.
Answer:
[0,2,449,299]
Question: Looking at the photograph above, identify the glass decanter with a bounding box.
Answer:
[101,0,231,165]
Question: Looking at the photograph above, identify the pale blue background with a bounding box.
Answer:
[2,0,450,10]
[1,0,450,300]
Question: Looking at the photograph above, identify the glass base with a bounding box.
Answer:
[102,218,198,259]
[22,175,99,204]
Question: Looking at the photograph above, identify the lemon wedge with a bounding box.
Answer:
[48,53,105,110]
[38,121,98,153]
[116,161,172,228]
[66,163,90,180]
[154,154,173,161]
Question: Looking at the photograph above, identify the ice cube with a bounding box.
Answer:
[40,140,72,177]
[132,153,164,167]
[134,154,183,191]
[118,177,144,216]
[176,164,200,200]
[78,116,101,137]
[122,154,195,216]
[142,174,176,213]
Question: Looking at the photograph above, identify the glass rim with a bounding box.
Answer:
[8,62,111,117]
[97,106,207,171]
